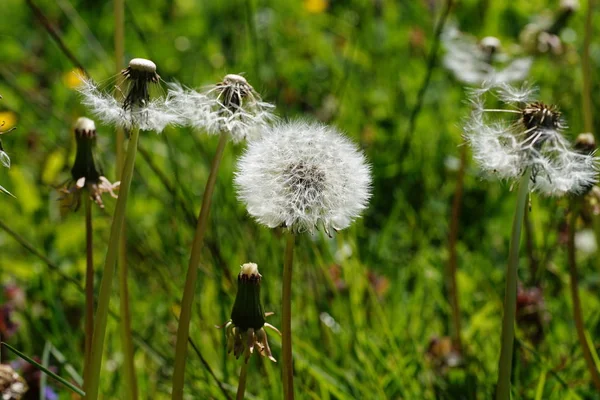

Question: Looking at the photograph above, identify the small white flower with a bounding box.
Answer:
[78,58,181,132]
[464,82,598,196]
[443,26,532,85]
[235,120,372,234]
[168,74,276,143]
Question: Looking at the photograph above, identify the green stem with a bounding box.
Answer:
[86,127,140,400]
[496,169,530,400]
[236,362,249,400]
[171,132,229,400]
[447,143,466,353]
[282,231,296,400]
[83,195,94,392]
[582,0,594,135]
[567,200,600,391]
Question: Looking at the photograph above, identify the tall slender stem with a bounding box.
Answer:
[87,127,140,400]
[496,169,530,400]
[567,200,600,391]
[282,231,296,400]
[83,195,94,392]
[171,132,229,400]
[447,143,466,352]
[582,0,594,135]
[236,362,249,400]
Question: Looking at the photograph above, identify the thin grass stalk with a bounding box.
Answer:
[87,126,140,400]
[447,143,466,352]
[496,168,531,400]
[171,132,229,400]
[567,199,600,391]
[83,195,94,392]
[282,231,296,400]
[236,362,249,400]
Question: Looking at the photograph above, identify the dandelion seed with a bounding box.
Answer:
[220,263,280,363]
[443,26,532,85]
[60,117,119,211]
[79,58,180,132]
[168,74,276,143]
[464,82,598,196]
[235,120,372,234]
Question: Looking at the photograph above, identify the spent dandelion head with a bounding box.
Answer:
[79,58,180,132]
[464,82,598,196]
[0,364,28,399]
[220,263,280,363]
[167,74,276,143]
[60,117,119,211]
[443,26,532,85]
[235,120,372,235]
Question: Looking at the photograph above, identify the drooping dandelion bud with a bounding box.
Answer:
[464,82,598,195]
[60,117,119,210]
[235,120,372,235]
[167,74,276,143]
[442,26,532,85]
[221,263,280,363]
[0,364,28,400]
[79,58,181,132]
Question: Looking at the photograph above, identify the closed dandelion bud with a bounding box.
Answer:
[0,364,28,400]
[60,117,119,210]
[79,58,181,132]
[221,263,280,363]
[575,133,596,154]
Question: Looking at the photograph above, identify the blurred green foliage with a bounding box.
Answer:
[1,0,600,398]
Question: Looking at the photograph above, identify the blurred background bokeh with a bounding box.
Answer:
[1,0,600,398]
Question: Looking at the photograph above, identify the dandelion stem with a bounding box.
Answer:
[171,132,229,400]
[87,126,140,400]
[582,0,594,134]
[567,199,600,391]
[236,362,249,400]
[447,143,466,353]
[282,230,296,400]
[496,168,530,400]
[83,195,94,392]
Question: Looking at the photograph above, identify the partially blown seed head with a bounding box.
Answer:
[235,120,372,234]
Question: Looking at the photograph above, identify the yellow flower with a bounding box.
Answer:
[63,68,85,89]
[0,111,17,133]
[304,0,327,14]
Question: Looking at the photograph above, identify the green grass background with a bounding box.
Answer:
[1,0,600,398]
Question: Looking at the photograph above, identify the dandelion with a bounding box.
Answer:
[520,0,579,55]
[168,74,276,143]
[60,117,119,211]
[0,364,28,399]
[79,58,180,132]
[235,120,372,234]
[465,82,597,195]
[235,120,372,399]
[463,82,598,399]
[443,26,532,85]
[171,74,275,399]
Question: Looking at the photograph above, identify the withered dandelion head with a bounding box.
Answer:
[220,263,280,363]
[464,82,598,196]
[60,117,119,211]
[79,58,181,132]
[167,74,276,143]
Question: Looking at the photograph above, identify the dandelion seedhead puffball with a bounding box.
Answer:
[464,82,598,196]
[235,120,372,234]
[167,74,276,143]
[78,58,181,132]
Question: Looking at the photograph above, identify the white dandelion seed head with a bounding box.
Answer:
[443,25,532,85]
[167,75,276,143]
[235,120,372,234]
[464,82,598,196]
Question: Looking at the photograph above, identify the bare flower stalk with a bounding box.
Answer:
[83,194,94,392]
[236,362,249,400]
[87,126,140,400]
[567,200,600,391]
[171,132,229,400]
[282,231,296,400]
[496,168,531,400]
